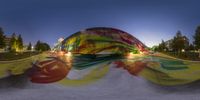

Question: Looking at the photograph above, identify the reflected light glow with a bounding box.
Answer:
[65,52,72,57]
[127,53,144,59]
[58,51,65,56]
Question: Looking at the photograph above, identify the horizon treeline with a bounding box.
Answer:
[0,27,50,52]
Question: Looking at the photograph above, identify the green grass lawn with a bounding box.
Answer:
[0,52,40,61]
[0,53,48,78]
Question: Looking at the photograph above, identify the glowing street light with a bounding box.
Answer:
[31,46,34,51]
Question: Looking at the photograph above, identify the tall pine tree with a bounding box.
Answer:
[10,33,17,51]
[193,26,200,57]
[0,27,5,49]
[35,40,41,51]
[17,34,23,51]
[27,42,32,50]
[172,31,188,53]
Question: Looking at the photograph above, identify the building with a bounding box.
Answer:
[0,36,11,52]
[4,36,11,50]
[165,39,173,51]
[165,36,189,51]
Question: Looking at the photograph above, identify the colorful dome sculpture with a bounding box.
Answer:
[61,27,148,54]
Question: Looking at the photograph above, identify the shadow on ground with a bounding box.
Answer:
[0,74,29,89]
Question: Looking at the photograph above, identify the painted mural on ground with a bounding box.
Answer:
[1,27,200,86]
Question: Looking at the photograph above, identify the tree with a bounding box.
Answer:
[158,40,167,52]
[193,26,200,57]
[9,33,17,52]
[0,27,5,48]
[188,44,195,51]
[27,42,32,50]
[35,40,50,52]
[171,31,189,53]
[35,40,41,51]
[17,34,23,51]
[9,33,24,52]
[40,43,51,51]
[151,45,159,52]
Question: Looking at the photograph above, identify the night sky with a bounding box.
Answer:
[1,0,200,47]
